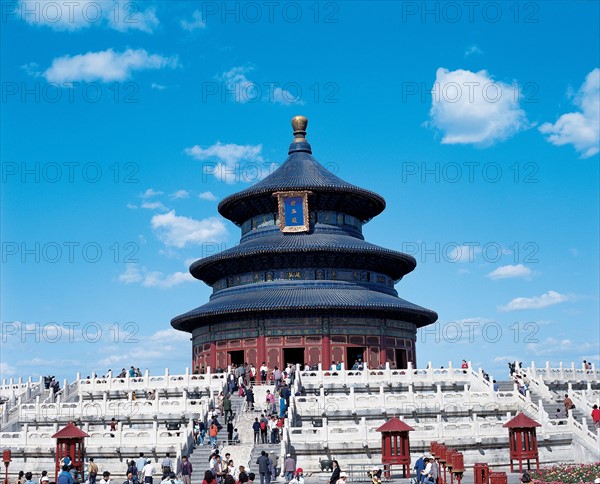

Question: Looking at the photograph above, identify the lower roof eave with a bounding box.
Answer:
[171,306,438,334]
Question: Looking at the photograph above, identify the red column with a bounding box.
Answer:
[381,335,387,366]
[208,341,216,369]
[322,335,331,366]
[257,335,267,367]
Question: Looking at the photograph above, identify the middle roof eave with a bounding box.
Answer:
[189,232,417,283]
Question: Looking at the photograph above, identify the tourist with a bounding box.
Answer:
[283,454,296,482]
[178,456,192,484]
[99,472,111,484]
[227,460,237,480]
[279,391,287,418]
[430,459,439,484]
[227,419,234,444]
[228,372,236,395]
[256,451,271,484]
[247,473,255,484]
[142,459,155,484]
[250,364,256,384]
[461,360,468,373]
[413,455,425,482]
[291,469,304,484]
[269,452,278,482]
[260,362,268,384]
[223,394,233,422]
[260,414,269,443]
[563,394,575,414]
[215,456,226,482]
[273,367,283,391]
[209,420,219,448]
[110,418,117,432]
[367,469,380,484]
[199,421,206,445]
[202,471,215,484]
[421,458,433,483]
[280,382,291,409]
[208,452,219,478]
[246,386,255,411]
[232,427,240,444]
[123,472,136,484]
[136,454,147,482]
[38,471,49,484]
[329,461,340,484]
[269,416,279,444]
[493,380,499,392]
[161,453,173,479]
[591,404,600,428]
[23,473,35,484]
[57,467,73,484]
[266,390,275,414]
[253,418,261,443]
[218,392,224,415]
[520,470,532,483]
[238,466,248,484]
[88,458,99,484]
[126,461,138,483]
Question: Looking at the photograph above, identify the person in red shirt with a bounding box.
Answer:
[591,404,600,428]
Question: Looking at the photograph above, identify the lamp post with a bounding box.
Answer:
[3,449,11,484]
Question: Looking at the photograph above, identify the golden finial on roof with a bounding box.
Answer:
[291,115,308,141]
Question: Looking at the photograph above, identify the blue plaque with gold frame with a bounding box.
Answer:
[273,190,311,233]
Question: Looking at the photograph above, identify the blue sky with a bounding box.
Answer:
[1,1,598,383]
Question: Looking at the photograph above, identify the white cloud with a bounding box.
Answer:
[141,201,168,211]
[0,362,18,377]
[539,68,599,158]
[499,290,574,312]
[18,0,159,33]
[126,203,138,209]
[464,45,482,57]
[141,188,163,199]
[198,191,218,201]
[150,210,228,248]
[428,67,529,146]
[487,264,532,280]
[118,265,194,289]
[148,328,190,343]
[43,48,178,83]
[525,337,599,357]
[184,141,264,184]
[181,10,206,31]
[118,265,143,284]
[272,86,305,105]
[170,190,189,200]
[219,66,257,104]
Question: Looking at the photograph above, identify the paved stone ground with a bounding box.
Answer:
[277,472,525,484]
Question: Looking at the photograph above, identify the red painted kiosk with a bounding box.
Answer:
[473,463,490,484]
[502,412,541,472]
[376,417,414,478]
[52,422,89,481]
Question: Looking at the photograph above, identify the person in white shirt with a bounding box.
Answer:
[260,363,268,384]
[226,461,237,480]
[421,458,433,483]
[99,472,111,484]
[142,460,156,484]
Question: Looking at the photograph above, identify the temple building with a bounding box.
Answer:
[172,116,437,371]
